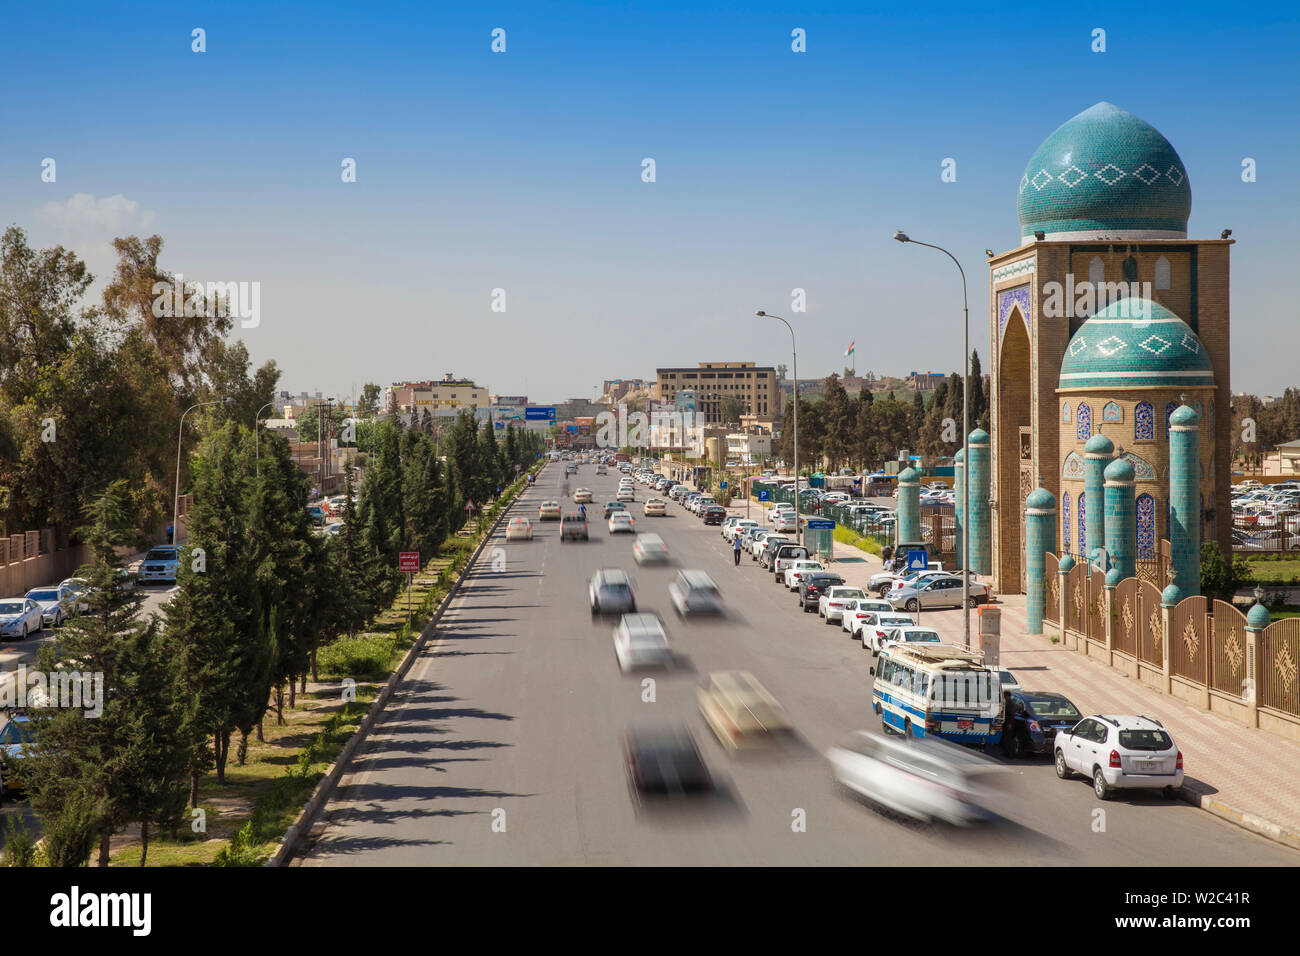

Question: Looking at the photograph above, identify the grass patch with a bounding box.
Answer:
[834,525,884,557]
[1241,556,1300,585]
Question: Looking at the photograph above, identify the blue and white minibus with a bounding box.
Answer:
[870,643,1004,746]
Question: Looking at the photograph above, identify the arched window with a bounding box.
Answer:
[1103,401,1123,422]
[1136,494,1156,559]
[1123,256,1139,283]
[1076,402,1092,442]
[1154,255,1171,290]
[1165,401,1179,436]
[1089,256,1105,285]
[1062,402,1071,424]
[1062,493,1071,555]
[1078,492,1087,558]
[1135,401,1154,441]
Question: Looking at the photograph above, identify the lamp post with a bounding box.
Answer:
[756,311,799,545]
[254,401,275,477]
[894,230,972,649]
[173,398,230,546]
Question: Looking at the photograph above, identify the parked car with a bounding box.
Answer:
[702,506,727,526]
[505,516,534,540]
[783,559,825,590]
[668,570,724,616]
[818,586,869,625]
[879,625,943,651]
[886,575,991,611]
[0,714,35,792]
[138,545,182,584]
[1001,690,1082,758]
[869,562,945,595]
[0,598,43,640]
[863,613,918,652]
[758,536,793,569]
[772,512,801,533]
[23,585,78,628]
[561,514,589,541]
[840,600,896,638]
[725,519,759,541]
[1054,714,1183,799]
[590,569,636,616]
[772,544,813,581]
[698,671,793,751]
[798,573,845,612]
[613,614,673,671]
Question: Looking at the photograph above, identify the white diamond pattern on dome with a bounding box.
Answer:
[1096,335,1127,357]
[1020,174,1030,193]
[1165,165,1184,186]
[1094,163,1126,185]
[1181,332,1200,354]
[1031,168,1053,190]
[1058,165,1087,188]
[1134,163,1160,185]
[1069,337,1088,357]
[1138,335,1172,355]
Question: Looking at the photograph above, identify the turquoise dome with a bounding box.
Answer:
[1026,487,1055,511]
[1018,103,1191,242]
[1169,403,1200,428]
[968,428,990,445]
[1162,584,1183,606]
[1103,457,1135,482]
[1084,434,1115,456]
[1105,568,1123,588]
[898,467,920,484]
[1059,554,1076,572]
[1059,299,1214,391]
[1247,603,1270,629]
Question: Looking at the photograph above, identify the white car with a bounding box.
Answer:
[0,598,44,640]
[783,560,824,590]
[632,533,669,565]
[726,519,760,541]
[504,516,533,540]
[840,599,895,636]
[608,512,637,534]
[879,626,943,652]
[870,566,948,596]
[750,530,778,560]
[613,614,673,671]
[863,613,918,653]
[616,488,636,503]
[818,587,869,624]
[772,512,801,533]
[1054,715,1183,800]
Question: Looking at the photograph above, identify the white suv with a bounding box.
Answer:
[1054,715,1183,800]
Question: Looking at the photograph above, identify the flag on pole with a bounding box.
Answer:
[844,339,855,357]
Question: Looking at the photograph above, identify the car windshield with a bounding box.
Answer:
[27,590,58,601]
[146,548,177,561]
[0,602,25,615]
[0,722,34,744]
[902,630,939,642]
[881,616,912,627]
[1119,729,1173,751]
[1025,696,1080,719]
[834,589,867,599]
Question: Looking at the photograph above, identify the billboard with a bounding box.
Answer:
[525,406,557,421]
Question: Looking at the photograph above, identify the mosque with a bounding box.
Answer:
[969,101,1232,603]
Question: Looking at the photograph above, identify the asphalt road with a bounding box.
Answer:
[298,464,1299,866]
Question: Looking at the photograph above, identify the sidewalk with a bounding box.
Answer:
[728,496,1300,852]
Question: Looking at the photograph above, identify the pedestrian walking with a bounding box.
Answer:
[733,533,743,566]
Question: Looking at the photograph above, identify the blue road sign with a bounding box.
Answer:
[805,519,835,531]
[757,489,771,501]
[906,549,928,572]
[525,406,557,421]
[719,481,727,489]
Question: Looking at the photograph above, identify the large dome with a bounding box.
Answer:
[1058,298,1214,391]
[1017,103,1191,243]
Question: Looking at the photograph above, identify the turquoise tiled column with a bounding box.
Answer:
[897,466,920,545]
[1024,487,1057,635]
[1084,434,1114,565]
[1169,403,1201,596]
[953,449,964,570]
[1103,456,1136,580]
[967,429,991,575]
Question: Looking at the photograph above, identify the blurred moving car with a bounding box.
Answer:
[668,570,724,616]
[632,533,669,565]
[561,514,589,541]
[590,569,636,616]
[698,671,793,751]
[0,598,43,640]
[1054,714,1183,800]
[1001,690,1081,758]
[573,488,593,504]
[643,497,667,517]
[613,614,673,671]
[624,726,716,806]
[608,512,636,534]
[138,545,182,584]
[537,500,562,521]
[827,731,1005,825]
[603,501,626,519]
[617,487,636,502]
[505,516,534,540]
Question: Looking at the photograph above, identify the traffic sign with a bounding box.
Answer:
[906,549,928,572]
[805,518,835,531]
[757,489,771,501]
[465,499,476,511]
[398,551,420,573]
[719,481,727,490]
[525,406,557,421]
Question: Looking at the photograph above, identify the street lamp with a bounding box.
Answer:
[173,398,231,546]
[756,311,799,545]
[254,401,275,477]
[894,230,972,649]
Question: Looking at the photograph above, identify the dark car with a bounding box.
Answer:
[623,726,715,807]
[758,536,792,569]
[590,568,636,615]
[798,573,845,612]
[603,501,626,520]
[1002,691,1084,758]
[561,514,589,541]
[702,506,727,526]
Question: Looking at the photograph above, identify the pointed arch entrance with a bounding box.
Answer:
[996,306,1031,593]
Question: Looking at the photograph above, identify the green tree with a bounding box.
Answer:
[359,383,382,418]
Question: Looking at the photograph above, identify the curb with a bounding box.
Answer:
[268,468,539,866]
[1177,786,1300,852]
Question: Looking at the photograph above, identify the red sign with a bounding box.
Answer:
[398,552,420,573]
[465,499,476,511]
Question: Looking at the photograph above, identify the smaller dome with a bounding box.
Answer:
[1059,554,1076,572]
[1162,584,1183,606]
[898,467,921,484]
[1104,457,1135,483]
[1084,434,1115,456]
[968,428,990,445]
[1247,603,1271,629]
[1169,403,1201,428]
[1026,487,1056,511]
[954,449,964,462]
[1105,568,1123,587]
[1059,299,1215,391]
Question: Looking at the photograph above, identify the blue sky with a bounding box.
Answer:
[4,0,1297,402]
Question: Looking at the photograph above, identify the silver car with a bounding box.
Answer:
[0,598,43,640]
[885,575,990,612]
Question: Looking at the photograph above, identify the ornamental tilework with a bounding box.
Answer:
[1102,401,1123,422]
[998,285,1032,342]
[1062,494,1071,555]
[1078,492,1087,557]
[1136,494,1156,559]
[1077,403,1092,442]
[1063,452,1085,480]
[1062,402,1072,424]
[1165,401,1179,435]
[1122,452,1156,481]
[992,259,1036,284]
[1135,401,1154,441]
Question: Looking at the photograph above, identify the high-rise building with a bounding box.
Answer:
[655,362,780,424]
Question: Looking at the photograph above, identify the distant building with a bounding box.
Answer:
[386,374,488,415]
[905,371,947,391]
[657,362,780,424]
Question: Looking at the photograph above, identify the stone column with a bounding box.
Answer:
[897,466,921,545]
[1169,403,1201,596]
[1024,487,1056,636]
[953,449,964,571]
[1103,456,1136,581]
[1084,434,1114,564]
[1245,602,1268,729]
[967,429,991,575]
